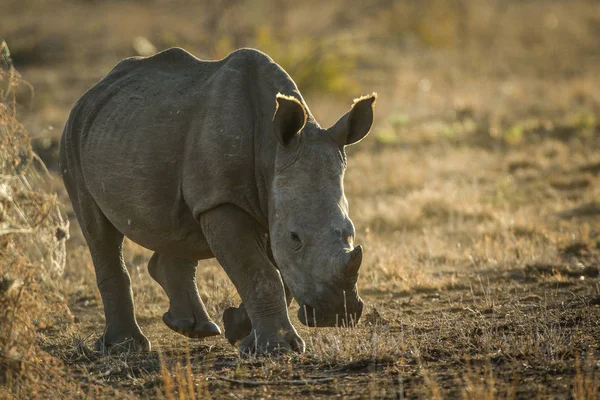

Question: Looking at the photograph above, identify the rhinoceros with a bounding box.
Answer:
[60,47,375,354]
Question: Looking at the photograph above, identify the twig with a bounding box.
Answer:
[211,376,335,386]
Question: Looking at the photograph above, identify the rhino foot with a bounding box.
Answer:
[223,306,252,345]
[162,311,221,339]
[95,327,151,354]
[238,328,305,355]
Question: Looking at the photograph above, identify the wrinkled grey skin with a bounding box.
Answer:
[60,48,375,354]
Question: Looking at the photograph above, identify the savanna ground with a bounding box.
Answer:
[2,0,600,398]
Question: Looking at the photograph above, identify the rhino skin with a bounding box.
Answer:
[60,47,376,354]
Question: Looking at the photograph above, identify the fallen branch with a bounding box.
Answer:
[211,376,335,386]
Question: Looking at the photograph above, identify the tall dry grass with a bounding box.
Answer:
[0,41,79,398]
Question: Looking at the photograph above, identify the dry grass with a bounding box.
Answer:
[1,0,600,398]
[0,53,112,398]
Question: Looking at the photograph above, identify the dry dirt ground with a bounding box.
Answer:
[2,0,600,398]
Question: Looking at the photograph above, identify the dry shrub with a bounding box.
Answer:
[0,44,80,397]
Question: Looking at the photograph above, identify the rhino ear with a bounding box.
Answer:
[329,93,377,146]
[273,93,307,148]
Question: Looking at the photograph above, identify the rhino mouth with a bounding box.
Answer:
[297,300,363,327]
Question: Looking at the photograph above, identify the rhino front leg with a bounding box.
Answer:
[148,253,221,338]
[223,282,293,346]
[200,204,304,354]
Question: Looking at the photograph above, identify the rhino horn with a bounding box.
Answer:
[345,245,363,278]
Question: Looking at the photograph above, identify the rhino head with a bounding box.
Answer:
[268,93,376,327]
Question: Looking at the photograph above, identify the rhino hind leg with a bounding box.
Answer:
[65,181,150,353]
[148,253,221,339]
[223,281,293,346]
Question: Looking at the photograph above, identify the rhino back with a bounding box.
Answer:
[65,48,273,256]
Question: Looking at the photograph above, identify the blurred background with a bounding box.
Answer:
[2,0,599,165]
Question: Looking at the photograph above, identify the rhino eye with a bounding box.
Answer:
[290,231,302,249]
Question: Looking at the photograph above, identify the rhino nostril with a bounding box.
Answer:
[343,221,355,242]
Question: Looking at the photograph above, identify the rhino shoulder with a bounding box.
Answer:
[226,48,272,62]
[221,48,284,73]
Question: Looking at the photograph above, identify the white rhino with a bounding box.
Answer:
[60,48,375,354]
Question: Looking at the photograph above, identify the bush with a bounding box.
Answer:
[0,42,74,398]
